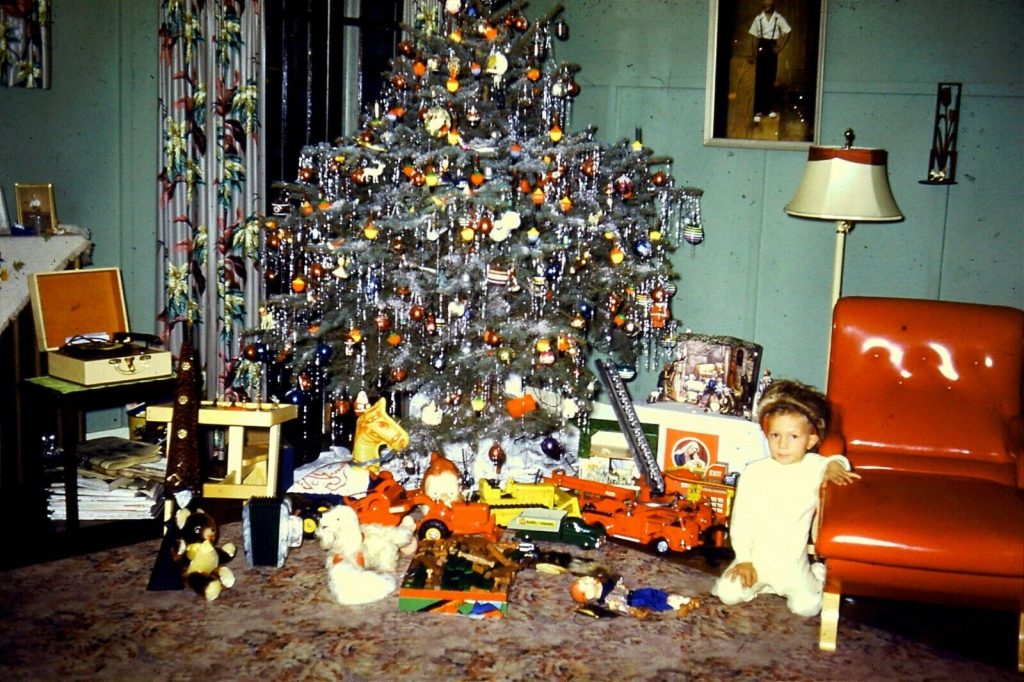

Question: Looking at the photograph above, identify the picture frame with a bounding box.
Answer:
[704,0,827,149]
[15,183,57,234]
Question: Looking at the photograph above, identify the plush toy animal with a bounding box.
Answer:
[173,507,237,601]
[316,505,417,605]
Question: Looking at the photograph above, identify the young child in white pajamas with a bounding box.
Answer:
[712,380,860,617]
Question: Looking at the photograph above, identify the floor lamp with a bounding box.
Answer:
[784,129,903,309]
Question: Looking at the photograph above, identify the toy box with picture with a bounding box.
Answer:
[658,333,763,418]
[581,399,767,522]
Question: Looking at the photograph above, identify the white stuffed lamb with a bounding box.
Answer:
[316,505,417,605]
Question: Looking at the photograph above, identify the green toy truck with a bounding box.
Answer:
[507,508,606,549]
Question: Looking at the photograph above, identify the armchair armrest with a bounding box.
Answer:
[818,432,846,458]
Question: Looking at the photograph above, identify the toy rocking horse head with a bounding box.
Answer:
[352,398,410,473]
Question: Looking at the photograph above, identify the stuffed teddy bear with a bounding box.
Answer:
[173,507,237,601]
[316,504,417,605]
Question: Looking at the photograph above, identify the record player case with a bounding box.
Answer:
[28,268,172,385]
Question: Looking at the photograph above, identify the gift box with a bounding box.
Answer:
[28,268,172,385]
[659,333,763,418]
[398,537,522,619]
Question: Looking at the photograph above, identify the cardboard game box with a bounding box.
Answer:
[29,267,172,385]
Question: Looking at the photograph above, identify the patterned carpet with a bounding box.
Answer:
[1,521,1019,681]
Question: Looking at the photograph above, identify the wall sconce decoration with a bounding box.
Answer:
[920,82,962,185]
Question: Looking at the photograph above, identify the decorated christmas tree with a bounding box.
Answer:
[241,0,704,487]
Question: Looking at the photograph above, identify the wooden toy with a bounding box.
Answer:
[147,401,297,499]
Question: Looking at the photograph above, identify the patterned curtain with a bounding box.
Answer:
[0,0,51,88]
[157,0,264,399]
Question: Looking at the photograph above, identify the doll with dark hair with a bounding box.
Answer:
[713,380,859,617]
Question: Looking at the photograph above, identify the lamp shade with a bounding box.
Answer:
[785,147,903,222]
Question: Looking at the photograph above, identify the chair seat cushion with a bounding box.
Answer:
[817,470,1024,577]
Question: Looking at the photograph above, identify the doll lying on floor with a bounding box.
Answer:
[569,574,700,619]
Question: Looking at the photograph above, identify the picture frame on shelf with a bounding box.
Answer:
[15,182,57,234]
[704,0,827,150]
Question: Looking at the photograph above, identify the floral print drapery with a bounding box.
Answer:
[0,0,51,88]
[157,0,264,399]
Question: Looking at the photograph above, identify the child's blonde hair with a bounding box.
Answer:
[756,379,830,446]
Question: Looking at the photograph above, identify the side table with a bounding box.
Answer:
[20,374,176,531]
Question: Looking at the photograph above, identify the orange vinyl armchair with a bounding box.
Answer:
[814,296,1024,671]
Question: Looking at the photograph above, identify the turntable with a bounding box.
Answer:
[29,268,173,385]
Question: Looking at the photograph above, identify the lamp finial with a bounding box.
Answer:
[843,128,855,149]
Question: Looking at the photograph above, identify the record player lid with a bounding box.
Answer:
[28,267,130,353]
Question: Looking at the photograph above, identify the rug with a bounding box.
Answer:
[1,522,1018,681]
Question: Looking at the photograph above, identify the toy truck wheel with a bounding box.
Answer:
[419,519,450,541]
[653,538,671,555]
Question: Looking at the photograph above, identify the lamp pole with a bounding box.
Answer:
[831,220,854,309]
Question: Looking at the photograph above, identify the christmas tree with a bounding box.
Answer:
[242,0,704,487]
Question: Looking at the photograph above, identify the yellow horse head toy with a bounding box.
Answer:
[352,398,410,473]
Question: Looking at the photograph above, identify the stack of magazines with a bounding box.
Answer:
[47,437,167,521]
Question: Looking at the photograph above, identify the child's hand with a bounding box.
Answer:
[726,562,758,589]
[825,460,862,486]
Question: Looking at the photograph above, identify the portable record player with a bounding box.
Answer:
[28,267,173,385]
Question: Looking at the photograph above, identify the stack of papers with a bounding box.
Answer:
[47,437,167,521]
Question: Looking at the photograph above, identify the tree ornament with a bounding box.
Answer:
[614,174,634,199]
[488,442,506,473]
[652,170,669,187]
[291,275,307,293]
[683,222,704,245]
[541,436,564,459]
[633,238,654,259]
[483,329,502,346]
[387,332,402,347]
[609,245,626,265]
[243,343,259,361]
[548,117,564,143]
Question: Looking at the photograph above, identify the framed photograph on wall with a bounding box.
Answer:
[704,0,827,149]
[15,182,57,234]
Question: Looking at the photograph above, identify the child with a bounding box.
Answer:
[712,380,859,617]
